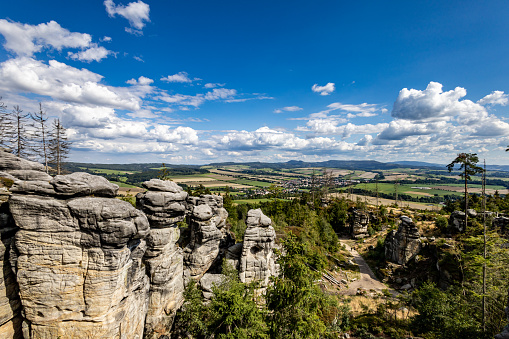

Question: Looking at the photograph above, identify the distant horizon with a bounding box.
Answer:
[1,1,509,165]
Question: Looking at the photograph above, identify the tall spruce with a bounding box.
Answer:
[447,153,483,230]
[49,118,71,175]
[0,97,13,149]
[31,103,50,173]
[11,105,31,158]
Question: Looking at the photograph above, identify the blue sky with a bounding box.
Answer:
[1,0,509,164]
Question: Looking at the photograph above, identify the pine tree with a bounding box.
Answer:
[0,97,13,149]
[31,103,50,173]
[11,105,31,158]
[447,153,483,230]
[48,119,72,175]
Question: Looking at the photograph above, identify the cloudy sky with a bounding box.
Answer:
[1,1,509,165]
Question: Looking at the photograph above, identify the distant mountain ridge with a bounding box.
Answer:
[66,159,509,172]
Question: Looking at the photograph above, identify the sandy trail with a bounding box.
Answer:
[340,240,397,296]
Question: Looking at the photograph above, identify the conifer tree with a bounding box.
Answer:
[447,153,483,230]
[48,118,72,175]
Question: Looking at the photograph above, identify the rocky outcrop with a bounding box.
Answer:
[385,216,422,265]
[448,210,478,233]
[239,209,276,287]
[349,207,369,239]
[183,195,231,281]
[2,147,151,339]
[0,182,22,338]
[136,179,186,339]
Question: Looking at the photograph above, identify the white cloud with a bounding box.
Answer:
[312,82,335,96]
[161,71,193,83]
[477,91,508,106]
[0,19,92,56]
[68,46,113,62]
[274,106,303,113]
[327,102,378,117]
[204,83,225,89]
[133,56,144,62]
[0,57,141,110]
[150,125,199,144]
[126,76,154,86]
[101,36,112,42]
[391,81,486,121]
[376,120,448,141]
[204,88,237,100]
[104,0,150,34]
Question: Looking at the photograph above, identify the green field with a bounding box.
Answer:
[79,167,139,175]
[354,183,463,198]
[233,198,289,204]
[110,181,140,188]
[229,179,272,188]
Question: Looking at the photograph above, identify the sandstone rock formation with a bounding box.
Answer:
[136,179,187,339]
[385,216,422,265]
[349,207,370,239]
[448,210,478,233]
[2,147,151,338]
[183,195,231,281]
[0,149,280,338]
[239,209,276,287]
[0,180,22,338]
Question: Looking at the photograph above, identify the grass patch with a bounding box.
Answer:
[110,181,140,188]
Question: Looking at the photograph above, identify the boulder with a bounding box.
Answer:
[385,216,422,265]
[51,172,119,197]
[239,209,277,287]
[448,210,466,233]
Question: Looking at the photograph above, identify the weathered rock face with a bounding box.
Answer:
[136,179,186,339]
[448,210,466,233]
[349,208,370,239]
[183,195,231,282]
[0,183,22,338]
[385,216,422,265]
[3,149,150,339]
[239,209,276,287]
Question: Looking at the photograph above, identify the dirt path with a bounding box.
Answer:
[340,240,397,296]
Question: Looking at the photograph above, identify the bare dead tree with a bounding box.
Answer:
[0,97,13,149]
[12,105,31,158]
[31,103,50,173]
[48,119,72,175]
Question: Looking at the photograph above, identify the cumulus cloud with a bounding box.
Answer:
[126,76,154,86]
[312,82,335,96]
[477,91,508,106]
[0,57,141,110]
[391,81,486,121]
[0,19,92,56]
[104,0,150,34]
[160,71,195,83]
[274,106,303,113]
[68,46,113,62]
[376,120,448,141]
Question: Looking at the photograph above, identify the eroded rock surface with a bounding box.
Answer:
[448,210,466,233]
[239,209,276,287]
[385,216,422,265]
[183,195,231,282]
[5,152,150,339]
[137,179,186,339]
[350,207,370,239]
[0,183,22,338]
